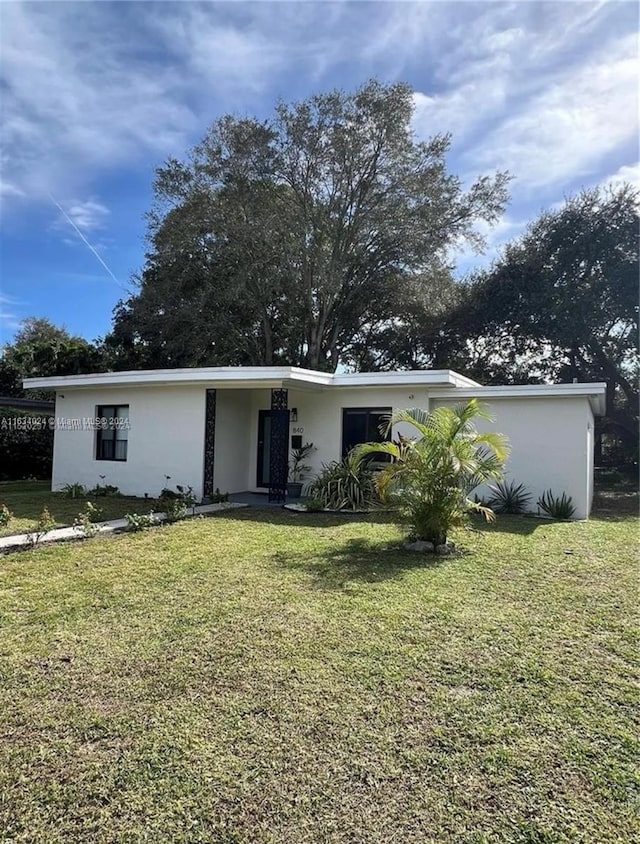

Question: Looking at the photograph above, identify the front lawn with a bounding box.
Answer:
[0,504,637,842]
[0,480,159,537]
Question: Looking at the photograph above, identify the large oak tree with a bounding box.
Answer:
[108,80,509,371]
[423,185,639,454]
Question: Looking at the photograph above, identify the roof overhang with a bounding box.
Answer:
[21,366,606,414]
[429,383,607,416]
[0,396,55,412]
[23,366,480,392]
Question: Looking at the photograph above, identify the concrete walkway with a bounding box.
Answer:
[0,502,247,552]
[229,491,293,508]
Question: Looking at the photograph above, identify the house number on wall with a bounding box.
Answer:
[292,426,304,434]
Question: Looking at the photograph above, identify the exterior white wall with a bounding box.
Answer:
[51,386,207,498]
[49,382,596,518]
[431,395,595,519]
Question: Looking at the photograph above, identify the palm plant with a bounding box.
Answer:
[288,443,315,484]
[307,453,377,511]
[60,482,87,499]
[537,489,576,520]
[487,479,532,514]
[353,399,510,545]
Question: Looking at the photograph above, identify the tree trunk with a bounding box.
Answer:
[262,312,273,366]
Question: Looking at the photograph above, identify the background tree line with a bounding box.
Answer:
[2,81,637,466]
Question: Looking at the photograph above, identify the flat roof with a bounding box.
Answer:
[429,383,607,415]
[22,366,606,414]
[23,366,481,391]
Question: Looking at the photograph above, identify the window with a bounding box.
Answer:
[96,405,129,461]
[342,407,391,458]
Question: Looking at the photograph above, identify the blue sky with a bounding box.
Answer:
[0,0,638,346]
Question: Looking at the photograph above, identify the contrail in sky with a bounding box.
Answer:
[48,193,127,290]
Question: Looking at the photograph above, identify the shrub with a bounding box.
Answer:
[27,507,56,547]
[210,488,228,504]
[307,454,377,511]
[0,409,53,480]
[305,497,325,512]
[160,484,198,514]
[124,512,157,532]
[89,484,121,497]
[60,482,87,499]
[537,490,576,520]
[0,503,12,527]
[487,479,532,514]
[161,497,188,523]
[85,501,103,523]
[159,487,180,500]
[354,400,509,545]
[73,502,103,538]
[176,484,198,509]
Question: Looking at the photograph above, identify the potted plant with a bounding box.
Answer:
[287,442,314,499]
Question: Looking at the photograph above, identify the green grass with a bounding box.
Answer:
[0,481,160,537]
[0,497,638,842]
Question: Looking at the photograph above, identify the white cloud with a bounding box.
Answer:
[360,3,436,65]
[151,9,284,94]
[0,3,355,208]
[604,162,640,191]
[411,5,638,196]
[472,34,638,191]
[0,0,637,225]
[0,3,215,202]
[0,293,19,309]
[0,181,26,199]
[0,294,24,337]
[53,199,110,233]
[0,1,366,210]
[413,80,507,145]
[485,27,524,52]
[452,214,528,273]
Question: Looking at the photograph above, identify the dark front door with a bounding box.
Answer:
[257,410,271,488]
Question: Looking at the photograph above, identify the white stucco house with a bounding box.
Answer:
[24,367,606,519]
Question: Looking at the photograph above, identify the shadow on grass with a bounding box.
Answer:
[211,506,402,531]
[271,536,450,589]
[221,507,552,536]
[468,514,543,537]
[219,506,550,540]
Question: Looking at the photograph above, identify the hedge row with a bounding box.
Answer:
[0,409,53,480]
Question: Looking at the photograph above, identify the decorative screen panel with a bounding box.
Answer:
[203,389,216,499]
[269,389,288,502]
